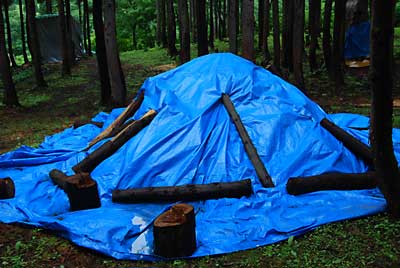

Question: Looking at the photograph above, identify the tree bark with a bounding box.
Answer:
[18,0,29,64]
[160,0,167,47]
[65,0,75,65]
[103,0,127,106]
[46,0,52,13]
[93,0,111,105]
[166,0,178,56]
[82,0,88,52]
[197,0,208,56]
[322,0,333,73]
[308,0,321,70]
[83,0,92,56]
[190,0,197,43]
[241,0,255,61]
[209,0,214,49]
[292,0,305,90]
[262,0,271,62]
[25,0,33,56]
[0,2,19,106]
[58,0,72,76]
[331,0,346,91]
[258,0,264,51]
[27,0,47,87]
[282,0,293,70]
[228,0,238,54]
[370,0,400,218]
[178,0,190,63]
[272,0,280,71]
[156,0,162,46]
[3,1,17,68]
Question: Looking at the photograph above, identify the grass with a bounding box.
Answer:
[1,46,400,267]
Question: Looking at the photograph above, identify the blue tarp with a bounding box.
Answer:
[0,53,396,260]
[345,21,371,59]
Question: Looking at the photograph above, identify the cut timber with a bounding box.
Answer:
[73,110,157,173]
[0,177,15,199]
[153,203,196,257]
[88,91,145,148]
[112,179,253,203]
[221,94,275,187]
[286,172,377,195]
[72,120,104,129]
[320,118,374,166]
[49,169,101,211]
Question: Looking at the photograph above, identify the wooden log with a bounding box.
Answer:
[112,179,253,203]
[320,118,374,166]
[0,177,15,199]
[72,120,104,129]
[221,94,275,187]
[49,169,101,211]
[286,172,377,195]
[88,91,145,148]
[153,203,196,257]
[73,110,157,173]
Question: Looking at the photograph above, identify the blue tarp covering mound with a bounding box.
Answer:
[345,21,371,59]
[0,53,397,260]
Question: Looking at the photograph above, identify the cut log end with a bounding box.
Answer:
[0,177,15,199]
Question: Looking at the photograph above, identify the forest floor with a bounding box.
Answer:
[1,45,400,267]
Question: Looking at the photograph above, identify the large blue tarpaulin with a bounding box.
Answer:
[0,53,397,260]
[345,21,371,59]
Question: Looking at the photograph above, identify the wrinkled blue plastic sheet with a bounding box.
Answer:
[0,53,396,261]
[345,21,371,59]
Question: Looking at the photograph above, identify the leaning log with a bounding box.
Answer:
[88,91,145,148]
[72,120,104,129]
[0,177,15,199]
[49,169,101,211]
[286,172,377,195]
[153,203,196,258]
[221,94,275,187]
[73,110,156,173]
[320,118,374,166]
[112,179,253,203]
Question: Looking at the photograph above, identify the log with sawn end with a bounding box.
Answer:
[73,109,157,173]
[0,177,15,199]
[112,179,253,203]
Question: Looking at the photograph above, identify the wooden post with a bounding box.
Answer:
[153,203,196,257]
[221,94,274,187]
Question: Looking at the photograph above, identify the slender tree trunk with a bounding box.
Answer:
[197,0,208,56]
[58,0,72,76]
[25,0,33,56]
[83,0,92,56]
[221,0,227,38]
[293,0,305,90]
[209,0,215,49]
[241,0,255,61]
[190,0,197,43]
[322,0,333,73]
[46,0,52,13]
[93,0,111,105]
[65,0,75,64]
[262,0,271,62]
[103,0,126,106]
[214,0,219,39]
[82,0,88,52]
[308,0,321,70]
[178,0,190,63]
[160,0,167,47]
[156,0,162,46]
[228,0,238,54]
[282,0,293,70]
[78,0,82,26]
[331,0,345,90]
[27,0,46,87]
[272,0,280,71]
[3,1,17,68]
[370,0,400,218]
[0,2,19,106]
[166,0,178,56]
[18,0,29,64]
[258,0,264,50]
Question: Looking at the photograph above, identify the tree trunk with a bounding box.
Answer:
[292,0,305,90]
[221,0,227,38]
[83,0,92,56]
[160,0,167,47]
[166,0,178,56]
[18,0,29,64]
[46,0,52,13]
[331,0,346,91]
[3,1,17,68]
[178,0,190,63]
[58,0,72,76]
[370,0,400,218]
[103,0,127,106]
[190,0,197,43]
[0,3,19,106]
[82,0,88,52]
[27,0,47,87]
[78,0,82,26]
[322,0,333,73]
[196,0,208,56]
[262,0,271,62]
[228,0,238,54]
[282,0,293,70]
[93,0,111,105]
[272,0,280,71]
[241,0,255,61]
[209,0,214,49]
[65,0,75,65]
[258,0,264,51]
[25,0,33,56]
[156,0,162,46]
[308,0,321,70]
